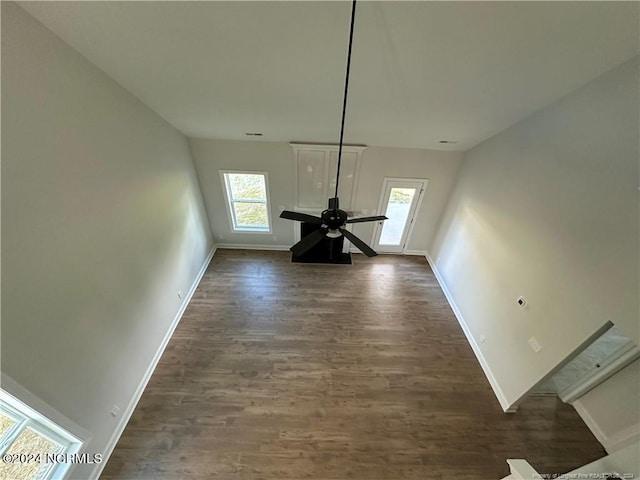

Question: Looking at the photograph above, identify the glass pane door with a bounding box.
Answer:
[379,187,417,245]
[374,179,425,253]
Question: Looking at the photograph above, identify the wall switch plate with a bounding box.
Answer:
[479,334,486,343]
[528,337,542,353]
[110,405,120,417]
[517,296,527,308]
[177,290,183,299]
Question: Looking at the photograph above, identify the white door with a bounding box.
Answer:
[373,179,426,253]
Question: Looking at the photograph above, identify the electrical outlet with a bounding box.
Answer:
[479,334,486,343]
[528,337,542,353]
[178,290,183,299]
[110,405,120,417]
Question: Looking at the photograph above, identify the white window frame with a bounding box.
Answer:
[220,170,272,234]
[0,389,83,480]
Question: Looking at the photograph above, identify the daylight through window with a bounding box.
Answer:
[0,390,83,480]
[221,172,271,232]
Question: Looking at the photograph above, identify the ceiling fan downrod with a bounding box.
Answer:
[278,0,387,259]
[333,0,357,210]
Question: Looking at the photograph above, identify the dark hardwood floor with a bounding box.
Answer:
[100,249,605,479]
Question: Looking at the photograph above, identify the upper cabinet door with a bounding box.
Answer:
[292,143,365,212]
[328,150,358,210]
[295,148,328,209]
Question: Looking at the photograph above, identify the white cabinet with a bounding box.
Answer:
[295,147,328,209]
[291,143,366,212]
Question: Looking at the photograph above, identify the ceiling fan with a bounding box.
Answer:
[280,0,387,258]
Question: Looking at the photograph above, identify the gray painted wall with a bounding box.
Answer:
[3,1,638,472]
[1,4,213,477]
[190,139,462,252]
[431,57,639,430]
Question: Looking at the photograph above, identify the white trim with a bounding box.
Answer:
[572,399,609,449]
[403,250,430,256]
[559,342,640,403]
[90,245,216,480]
[506,459,540,478]
[215,244,291,251]
[425,252,516,412]
[572,399,640,453]
[290,142,367,152]
[606,423,640,453]
[0,392,81,448]
[0,375,90,480]
[348,249,429,256]
[0,374,91,446]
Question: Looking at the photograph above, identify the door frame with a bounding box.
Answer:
[371,177,428,253]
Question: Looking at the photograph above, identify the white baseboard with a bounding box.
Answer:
[572,399,640,453]
[216,243,291,251]
[424,252,516,413]
[346,249,429,256]
[606,423,640,452]
[90,246,216,480]
[572,399,608,447]
[403,249,429,256]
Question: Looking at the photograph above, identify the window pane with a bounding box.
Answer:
[227,174,266,200]
[0,410,18,438]
[0,427,63,480]
[379,188,416,245]
[233,202,268,228]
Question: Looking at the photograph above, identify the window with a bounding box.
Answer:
[0,390,83,480]
[221,171,272,233]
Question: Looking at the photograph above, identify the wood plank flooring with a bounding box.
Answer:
[100,249,605,479]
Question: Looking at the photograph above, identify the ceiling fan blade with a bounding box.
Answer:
[290,228,328,257]
[346,215,388,224]
[328,197,340,210]
[339,227,378,257]
[280,210,323,224]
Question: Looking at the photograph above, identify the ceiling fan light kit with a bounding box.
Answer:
[280,0,387,260]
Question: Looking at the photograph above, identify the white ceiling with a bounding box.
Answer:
[18,1,639,151]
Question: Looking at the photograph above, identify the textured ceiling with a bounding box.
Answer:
[18,1,639,151]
